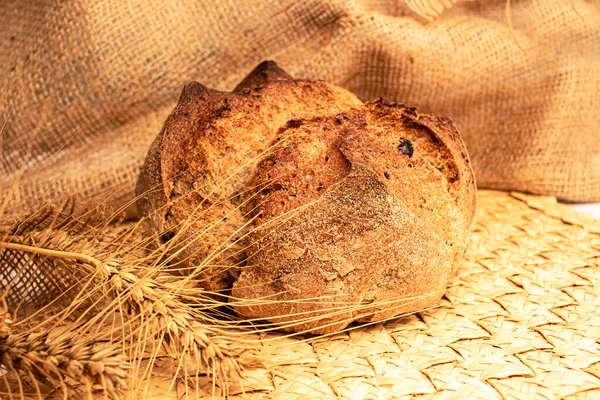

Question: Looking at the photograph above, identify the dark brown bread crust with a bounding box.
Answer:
[136,61,476,332]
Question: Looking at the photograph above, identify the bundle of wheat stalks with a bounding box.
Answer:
[0,187,260,398]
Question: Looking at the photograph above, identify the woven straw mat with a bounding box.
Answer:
[141,190,600,399]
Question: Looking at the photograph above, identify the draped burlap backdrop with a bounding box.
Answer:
[1,0,599,216]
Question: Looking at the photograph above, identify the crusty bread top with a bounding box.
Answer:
[136,61,476,317]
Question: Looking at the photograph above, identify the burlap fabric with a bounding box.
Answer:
[1,0,599,215]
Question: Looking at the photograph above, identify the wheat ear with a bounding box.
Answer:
[0,322,128,399]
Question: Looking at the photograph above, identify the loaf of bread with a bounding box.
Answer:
[136,61,476,334]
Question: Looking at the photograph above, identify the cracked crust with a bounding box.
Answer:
[136,61,476,332]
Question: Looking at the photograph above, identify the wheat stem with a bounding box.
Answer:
[0,240,101,267]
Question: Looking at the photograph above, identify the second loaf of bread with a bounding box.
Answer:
[136,61,477,334]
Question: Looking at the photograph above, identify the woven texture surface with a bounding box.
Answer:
[1,0,600,216]
[143,190,600,399]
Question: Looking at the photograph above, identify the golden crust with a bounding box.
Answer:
[136,61,476,331]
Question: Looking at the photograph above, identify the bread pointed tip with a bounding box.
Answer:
[179,81,212,102]
[234,60,293,93]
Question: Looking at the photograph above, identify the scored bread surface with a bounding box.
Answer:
[136,61,476,333]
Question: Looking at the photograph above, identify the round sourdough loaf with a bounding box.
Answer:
[136,61,476,334]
